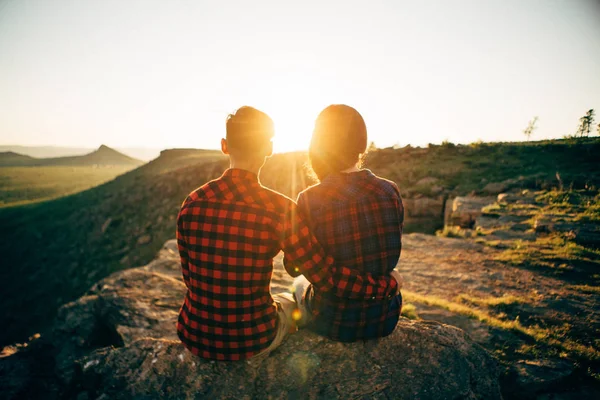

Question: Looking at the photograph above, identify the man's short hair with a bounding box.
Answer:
[226,106,274,152]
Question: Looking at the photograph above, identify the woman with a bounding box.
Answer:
[287,104,404,342]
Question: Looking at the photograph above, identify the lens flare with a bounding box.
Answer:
[291,308,303,321]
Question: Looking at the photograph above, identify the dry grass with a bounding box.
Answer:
[402,290,600,363]
[400,303,419,320]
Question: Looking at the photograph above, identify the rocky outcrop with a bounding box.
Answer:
[402,197,446,233]
[76,321,500,400]
[1,240,501,399]
[448,196,496,228]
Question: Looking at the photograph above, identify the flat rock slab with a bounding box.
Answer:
[77,319,501,400]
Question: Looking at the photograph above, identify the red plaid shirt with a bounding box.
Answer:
[176,168,398,360]
[288,169,404,341]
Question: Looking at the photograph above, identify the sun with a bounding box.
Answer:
[268,105,317,154]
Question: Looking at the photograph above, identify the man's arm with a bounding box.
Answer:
[279,201,398,300]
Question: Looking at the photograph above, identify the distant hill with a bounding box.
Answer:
[0,145,92,159]
[0,138,599,347]
[0,145,143,167]
[0,152,37,167]
[0,145,162,161]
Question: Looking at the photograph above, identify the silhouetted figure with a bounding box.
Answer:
[291,105,404,341]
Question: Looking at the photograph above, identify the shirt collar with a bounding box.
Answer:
[322,169,374,184]
[223,168,259,182]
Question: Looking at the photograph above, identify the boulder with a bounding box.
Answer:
[449,197,496,228]
[497,192,537,205]
[482,182,509,195]
[403,197,445,218]
[76,321,501,400]
[415,176,439,186]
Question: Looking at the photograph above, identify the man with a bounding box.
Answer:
[176,106,399,361]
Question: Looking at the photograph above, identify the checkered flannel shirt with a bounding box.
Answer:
[287,169,404,341]
[176,168,398,360]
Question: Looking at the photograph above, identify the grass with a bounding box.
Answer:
[493,233,600,277]
[366,137,600,198]
[0,166,136,207]
[403,290,600,363]
[436,225,483,238]
[430,186,600,387]
[455,293,531,307]
[568,285,600,294]
[400,303,419,320]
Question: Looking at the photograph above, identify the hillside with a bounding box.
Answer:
[0,152,37,167]
[0,146,146,207]
[0,145,143,167]
[0,145,162,161]
[0,146,92,159]
[0,138,598,349]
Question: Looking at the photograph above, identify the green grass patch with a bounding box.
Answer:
[0,166,136,207]
[494,234,600,272]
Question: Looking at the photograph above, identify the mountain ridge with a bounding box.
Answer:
[0,145,143,167]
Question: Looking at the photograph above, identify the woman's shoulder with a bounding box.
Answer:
[365,171,402,199]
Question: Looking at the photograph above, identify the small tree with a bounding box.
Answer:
[577,109,595,137]
[523,116,538,140]
[597,123,600,136]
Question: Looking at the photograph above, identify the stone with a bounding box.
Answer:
[483,182,508,195]
[415,176,439,186]
[444,197,454,226]
[449,197,497,228]
[76,321,501,400]
[403,197,445,218]
[509,223,531,232]
[475,215,501,230]
[498,214,530,224]
[511,359,574,398]
[497,191,537,205]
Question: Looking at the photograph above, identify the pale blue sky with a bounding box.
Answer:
[1,0,599,152]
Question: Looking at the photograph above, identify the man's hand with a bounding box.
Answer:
[390,269,403,295]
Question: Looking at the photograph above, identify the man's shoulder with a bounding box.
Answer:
[180,176,224,209]
[257,184,296,212]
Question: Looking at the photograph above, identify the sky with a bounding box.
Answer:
[1,0,599,153]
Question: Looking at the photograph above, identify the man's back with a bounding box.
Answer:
[177,168,292,360]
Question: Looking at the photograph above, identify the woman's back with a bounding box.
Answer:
[294,169,404,341]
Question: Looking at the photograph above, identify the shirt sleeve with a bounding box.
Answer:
[282,192,310,278]
[278,200,398,300]
[176,201,191,289]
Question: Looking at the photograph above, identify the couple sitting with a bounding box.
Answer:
[176,105,404,361]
